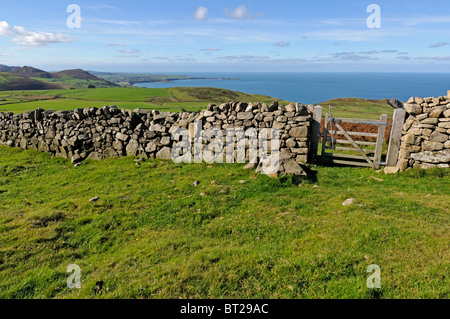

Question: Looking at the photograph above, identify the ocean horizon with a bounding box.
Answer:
[134,72,450,105]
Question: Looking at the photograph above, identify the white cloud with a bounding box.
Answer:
[116,55,139,58]
[88,18,139,25]
[0,21,13,36]
[87,4,118,10]
[320,19,343,26]
[330,51,379,61]
[0,20,71,46]
[305,29,382,42]
[417,56,450,61]
[429,41,449,48]
[119,49,140,54]
[359,50,379,54]
[106,43,126,47]
[12,26,71,46]
[200,48,221,51]
[225,5,260,20]
[275,41,290,47]
[193,6,208,21]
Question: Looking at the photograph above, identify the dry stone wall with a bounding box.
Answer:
[0,101,314,170]
[397,91,450,170]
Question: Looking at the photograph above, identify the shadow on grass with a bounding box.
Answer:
[278,165,318,185]
[366,288,385,299]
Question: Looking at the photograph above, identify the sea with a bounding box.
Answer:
[134,72,450,105]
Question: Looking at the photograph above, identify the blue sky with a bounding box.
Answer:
[0,0,450,72]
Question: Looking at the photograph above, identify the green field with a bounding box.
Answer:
[32,75,117,89]
[0,146,448,299]
[0,87,392,118]
[0,87,290,114]
[320,97,394,119]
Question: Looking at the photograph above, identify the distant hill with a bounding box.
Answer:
[0,65,53,78]
[52,69,107,81]
[0,72,63,91]
[0,65,118,90]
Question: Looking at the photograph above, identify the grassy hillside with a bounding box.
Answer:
[0,72,63,91]
[0,146,448,298]
[0,66,117,90]
[319,98,393,119]
[0,86,395,119]
[33,76,118,90]
[0,87,291,114]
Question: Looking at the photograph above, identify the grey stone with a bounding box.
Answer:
[116,132,129,142]
[268,101,278,112]
[403,103,422,115]
[281,158,306,176]
[421,118,439,125]
[237,112,254,120]
[156,147,172,160]
[289,126,308,138]
[243,163,257,169]
[126,139,140,156]
[429,131,448,143]
[89,197,100,203]
[342,198,355,206]
[423,141,444,151]
[384,166,400,174]
[103,148,118,158]
[388,99,403,109]
[410,149,450,163]
[285,104,296,112]
[438,122,450,129]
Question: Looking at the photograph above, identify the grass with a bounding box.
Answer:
[0,87,395,120]
[319,98,394,119]
[0,146,448,299]
[30,76,116,89]
[0,87,290,114]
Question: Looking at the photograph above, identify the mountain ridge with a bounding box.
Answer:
[0,65,118,90]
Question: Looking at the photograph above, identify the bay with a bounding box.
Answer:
[134,72,450,105]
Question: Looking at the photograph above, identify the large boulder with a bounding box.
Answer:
[256,157,306,177]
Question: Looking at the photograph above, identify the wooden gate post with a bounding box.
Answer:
[386,108,406,167]
[373,114,388,169]
[309,105,322,162]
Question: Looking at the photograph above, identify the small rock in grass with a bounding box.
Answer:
[243,163,257,170]
[199,192,205,197]
[210,181,216,185]
[384,166,399,174]
[89,197,100,203]
[238,180,246,184]
[192,180,200,186]
[342,198,355,206]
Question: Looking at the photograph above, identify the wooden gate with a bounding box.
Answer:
[321,113,388,169]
